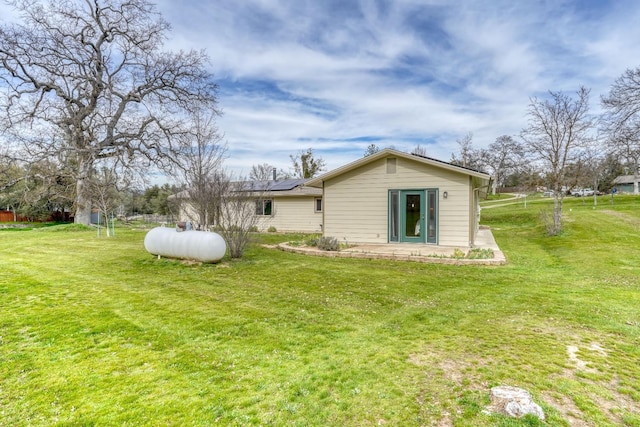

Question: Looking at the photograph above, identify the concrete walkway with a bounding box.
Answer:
[276,227,506,265]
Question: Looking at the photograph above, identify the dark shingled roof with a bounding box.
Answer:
[410,153,489,175]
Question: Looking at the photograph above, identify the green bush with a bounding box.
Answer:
[249,225,259,232]
[267,226,277,232]
[317,236,339,251]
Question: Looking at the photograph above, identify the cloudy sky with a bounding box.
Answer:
[152,0,640,175]
[4,0,640,178]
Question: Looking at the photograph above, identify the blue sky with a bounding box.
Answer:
[3,0,640,178]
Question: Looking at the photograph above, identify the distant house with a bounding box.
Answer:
[305,148,491,247]
[612,175,639,194]
[174,179,323,233]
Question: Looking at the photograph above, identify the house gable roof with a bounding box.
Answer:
[306,148,491,188]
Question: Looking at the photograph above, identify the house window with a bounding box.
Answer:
[389,190,399,242]
[255,199,272,216]
[314,198,322,212]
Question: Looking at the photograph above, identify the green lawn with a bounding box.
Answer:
[1,196,639,426]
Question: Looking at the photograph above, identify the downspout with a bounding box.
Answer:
[321,181,325,236]
[472,179,492,247]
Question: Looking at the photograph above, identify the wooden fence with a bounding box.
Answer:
[0,211,18,222]
[0,210,72,222]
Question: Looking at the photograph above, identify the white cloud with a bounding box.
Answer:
[4,0,638,179]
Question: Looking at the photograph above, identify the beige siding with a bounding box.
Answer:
[323,156,473,246]
[176,199,201,225]
[177,196,321,233]
[256,196,322,232]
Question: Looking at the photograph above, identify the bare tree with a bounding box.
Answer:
[0,0,218,224]
[249,163,289,181]
[364,143,381,157]
[521,86,594,235]
[88,165,122,236]
[601,67,640,194]
[484,135,525,194]
[580,143,606,205]
[290,148,326,178]
[597,153,626,193]
[174,107,226,228]
[450,132,483,169]
[456,132,474,167]
[1,154,35,195]
[215,176,268,258]
[411,145,428,157]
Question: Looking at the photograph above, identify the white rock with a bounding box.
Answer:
[487,386,545,420]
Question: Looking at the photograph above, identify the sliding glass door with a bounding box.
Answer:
[389,189,437,244]
[402,191,424,243]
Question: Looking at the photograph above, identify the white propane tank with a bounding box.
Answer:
[144,227,226,263]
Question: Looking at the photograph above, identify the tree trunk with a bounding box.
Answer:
[74,158,93,225]
[552,195,563,235]
[104,213,112,237]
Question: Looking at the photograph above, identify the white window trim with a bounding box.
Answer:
[255,199,273,216]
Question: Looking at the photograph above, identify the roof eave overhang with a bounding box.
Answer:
[306,148,491,187]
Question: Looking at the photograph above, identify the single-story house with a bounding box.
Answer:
[174,178,323,233]
[612,175,639,194]
[305,148,491,247]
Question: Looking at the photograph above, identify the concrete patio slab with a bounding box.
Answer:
[274,226,506,265]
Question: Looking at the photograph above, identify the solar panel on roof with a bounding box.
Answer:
[235,178,308,192]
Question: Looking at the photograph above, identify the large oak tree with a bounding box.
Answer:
[0,0,218,224]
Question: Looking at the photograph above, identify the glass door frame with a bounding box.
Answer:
[388,189,438,244]
[401,190,425,243]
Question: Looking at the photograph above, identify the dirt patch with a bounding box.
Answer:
[410,339,639,426]
[566,342,608,373]
[435,411,453,427]
[541,392,588,426]
[567,345,598,373]
[407,353,484,388]
[408,352,488,426]
[551,341,640,426]
[407,353,429,367]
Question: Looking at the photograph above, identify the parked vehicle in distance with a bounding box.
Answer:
[573,188,595,197]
